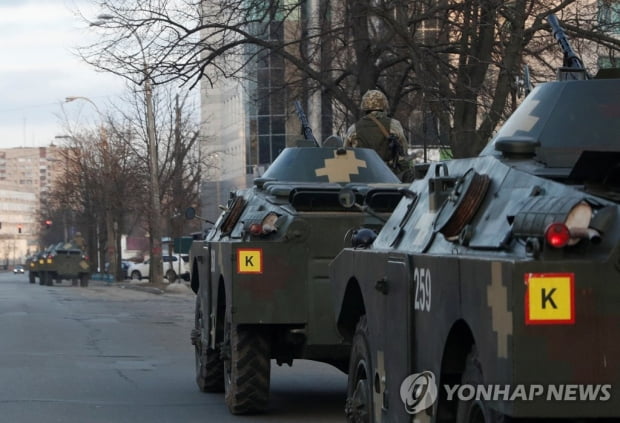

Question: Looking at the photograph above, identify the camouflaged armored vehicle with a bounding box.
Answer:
[188,142,408,414]
[33,241,91,287]
[28,246,55,285]
[329,16,620,423]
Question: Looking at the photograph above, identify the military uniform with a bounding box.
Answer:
[73,232,86,250]
[344,90,407,168]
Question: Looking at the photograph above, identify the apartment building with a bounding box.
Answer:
[0,146,63,264]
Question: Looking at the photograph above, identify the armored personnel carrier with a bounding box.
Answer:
[188,140,408,414]
[28,245,55,285]
[329,16,620,423]
[34,241,91,287]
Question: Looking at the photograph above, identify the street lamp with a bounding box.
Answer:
[64,96,115,280]
[91,14,164,284]
[65,96,102,114]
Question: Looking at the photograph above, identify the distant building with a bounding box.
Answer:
[199,4,320,222]
[0,146,63,264]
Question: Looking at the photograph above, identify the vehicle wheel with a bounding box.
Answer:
[72,278,78,286]
[38,273,45,285]
[345,316,373,423]
[193,297,224,392]
[456,346,504,423]
[55,277,62,284]
[29,272,35,284]
[131,271,141,281]
[41,272,52,286]
[80,274,89,287]
[166,269,177,283]
[224,317,271,414]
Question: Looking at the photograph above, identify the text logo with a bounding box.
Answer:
[237,249,263,274]
[399,371,438,414]
[525,273,574,325]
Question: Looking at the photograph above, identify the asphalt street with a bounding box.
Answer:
[0,272,347,423]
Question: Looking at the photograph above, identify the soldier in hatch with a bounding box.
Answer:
[73,232,86,250]
[344,89,408,172]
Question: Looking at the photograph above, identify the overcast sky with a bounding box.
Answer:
[0,0,126,148]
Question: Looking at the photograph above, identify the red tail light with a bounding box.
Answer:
[545,223,570,248]
[249,224,263,236]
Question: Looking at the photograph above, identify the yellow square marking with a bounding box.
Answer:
[525,273,574,325]
[237,249,263,274]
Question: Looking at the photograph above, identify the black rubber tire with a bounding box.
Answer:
[224,319,271,414]
[166,269,177,283]
[41,272,52,286]
[131,271,141,281]
[345,316,373,423]
[80,274,89,287]
[72,279,78,286]
[29,272,35,284]
[456,346,504,423]
[194,297,224,393]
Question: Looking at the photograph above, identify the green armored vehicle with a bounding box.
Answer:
[188,142,407,414]
[28,246,54,285]
[329,16,620,423]
[35,241,91,287]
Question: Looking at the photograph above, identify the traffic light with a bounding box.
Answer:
[18,224,22,234]
[45,220,52,229]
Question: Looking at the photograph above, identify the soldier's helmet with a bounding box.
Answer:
[360,90,389,112]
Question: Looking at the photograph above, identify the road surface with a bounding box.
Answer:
[0,272,347,422]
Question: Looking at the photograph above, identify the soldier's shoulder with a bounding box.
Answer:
[345,123,357,137]
[389,118,405,132]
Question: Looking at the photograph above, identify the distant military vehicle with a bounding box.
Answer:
[329,15,620,422]
[34,241,91,287]
[28,246,55,285]
[187,107,408,414]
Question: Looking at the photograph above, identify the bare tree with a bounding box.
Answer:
[78,0,620,160]
[108,85,204,253]
[49,120,145,280]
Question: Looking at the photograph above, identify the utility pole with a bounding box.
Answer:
[91,15,164,283]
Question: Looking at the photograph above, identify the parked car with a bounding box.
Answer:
[13,265,24,274]
[127,255,189,282]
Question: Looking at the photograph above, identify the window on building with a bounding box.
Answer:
[247,18,288,170]
[598,56,620,68]
[598,0,620,33]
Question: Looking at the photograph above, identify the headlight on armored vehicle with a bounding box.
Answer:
[248,212,280,236]
[515,198,599,250]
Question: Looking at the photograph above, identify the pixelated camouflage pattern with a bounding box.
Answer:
[360,90,389,112]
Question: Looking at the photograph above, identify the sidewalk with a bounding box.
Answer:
[93,275,194,296]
